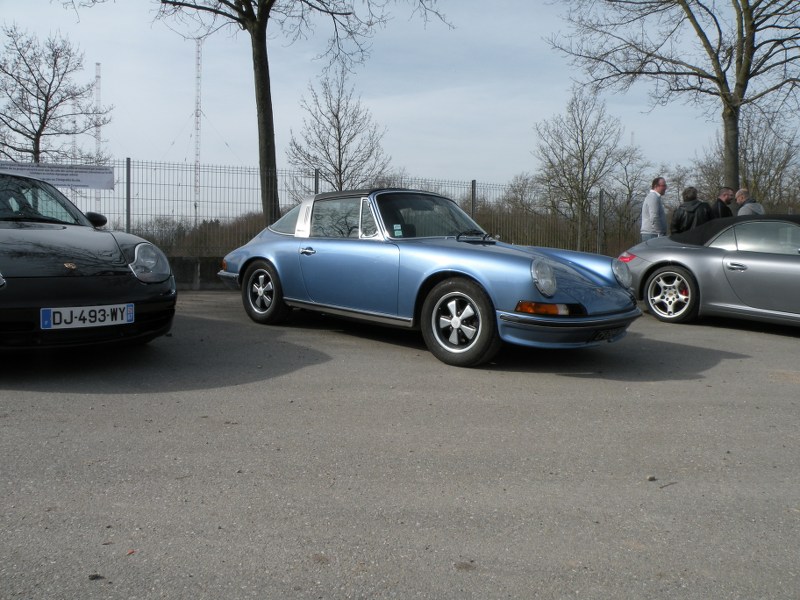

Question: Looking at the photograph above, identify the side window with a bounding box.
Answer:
[734,221,800,255]
[270,203,301,234]
[360,199,378,238]
[708,228,737,251]
[310,197,360,238]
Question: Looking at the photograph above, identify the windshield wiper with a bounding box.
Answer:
[456,229,495,242]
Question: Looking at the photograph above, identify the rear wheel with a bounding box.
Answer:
[644,266,699,323]
[421,278,501,367]
[241,260,290,324]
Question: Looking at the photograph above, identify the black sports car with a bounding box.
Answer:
[0,172,176,348]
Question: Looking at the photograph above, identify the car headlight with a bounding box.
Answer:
[532,258,557,297]
[130,242,171,283]
[612,257,633,289]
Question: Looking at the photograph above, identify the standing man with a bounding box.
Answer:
[735,188,765,215]
[670,187,713,233]
[640,177,668,241]
[711,187,734,219]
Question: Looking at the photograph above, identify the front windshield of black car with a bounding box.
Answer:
[0,175,89,225]
[376,192,484,238]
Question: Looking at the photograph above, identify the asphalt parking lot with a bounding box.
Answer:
[1,291,798,599]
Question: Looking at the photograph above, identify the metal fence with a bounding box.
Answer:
[55,159,642,278]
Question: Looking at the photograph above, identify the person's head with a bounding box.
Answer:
[651,177,667,194]
[718,187,734,204]
[682,187,698,203]
[735,188,750,205]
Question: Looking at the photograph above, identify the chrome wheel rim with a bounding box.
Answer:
[430,292,481,353]
[648,272,691,319]
[248,270,274,314]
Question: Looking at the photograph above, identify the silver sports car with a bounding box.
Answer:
[619,215,800,325]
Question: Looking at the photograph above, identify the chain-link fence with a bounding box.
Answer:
[52,159,641,287]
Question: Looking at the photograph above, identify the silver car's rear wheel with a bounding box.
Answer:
[421,278,501,367]
[644,266,699,323]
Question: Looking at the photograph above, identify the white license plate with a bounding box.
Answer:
[40,303,135,330]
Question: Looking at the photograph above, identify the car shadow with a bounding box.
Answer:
[694,315,800,339]
[485,327,748,381]
[274,311,750,383]
[0,311,331,394]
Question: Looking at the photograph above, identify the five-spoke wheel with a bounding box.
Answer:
[241,260,290,324]
[644,266,699,323]
[421,278,501,367]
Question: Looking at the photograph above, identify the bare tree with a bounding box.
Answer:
[499,172,542,217]
[533,88,628,250]
[603,145,652,253]
[0,25,112,163]
[693,109,800,211]
[550,0,800,190]
[154,0,447,225]
[287,68,390,192]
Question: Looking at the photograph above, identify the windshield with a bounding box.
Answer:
[0,174,90,225]
[376,192,484,238]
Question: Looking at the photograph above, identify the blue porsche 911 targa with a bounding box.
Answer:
[218,189,640,367]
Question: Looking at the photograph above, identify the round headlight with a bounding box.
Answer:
[532,259,557,297]
[612,257,633,289]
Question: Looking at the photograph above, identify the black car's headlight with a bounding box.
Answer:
[129,243,171,283]
[611,258,633,289]
[532,258,557,297]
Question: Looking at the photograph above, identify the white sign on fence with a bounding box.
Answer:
[0,162,115,190]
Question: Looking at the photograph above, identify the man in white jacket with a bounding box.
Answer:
[640,177,668,242]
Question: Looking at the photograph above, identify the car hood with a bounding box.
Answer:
[413,238,619,282]
[0,221,129,277]
[407,238,633,313]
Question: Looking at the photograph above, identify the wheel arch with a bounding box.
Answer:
[238,255,279,284]
[637,260,696,300]
[412,270,495,328]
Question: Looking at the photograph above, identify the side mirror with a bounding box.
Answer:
[85,211,108,228]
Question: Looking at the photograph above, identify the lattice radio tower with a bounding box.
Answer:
[95,62,102,212]
[194,39,203,211]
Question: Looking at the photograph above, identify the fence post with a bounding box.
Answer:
[597,188,605,255]
[125,157,131,234]
[471,180,477,216]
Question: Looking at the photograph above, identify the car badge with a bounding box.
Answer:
[64,263,78,270]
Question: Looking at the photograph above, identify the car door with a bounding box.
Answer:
[722,221,800,314]
[298,197,400,316]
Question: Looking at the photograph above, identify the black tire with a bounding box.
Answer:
[241,260,290,324]
[644,265,699,323]
[421,278,502,367]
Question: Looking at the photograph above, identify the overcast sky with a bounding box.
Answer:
[2,0,718,184]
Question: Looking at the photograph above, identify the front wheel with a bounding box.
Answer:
[421,278,502,367]
[644,265,699,323]
[241,260,290,324]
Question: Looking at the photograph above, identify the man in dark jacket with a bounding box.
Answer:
[671,187,714,234]
[711,187,734,219]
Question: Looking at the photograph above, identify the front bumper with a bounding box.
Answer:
[0,275,177,349]
[496,305,642,349]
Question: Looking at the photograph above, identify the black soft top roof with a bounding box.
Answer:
[313,188,446,201]
[669,214,800,246]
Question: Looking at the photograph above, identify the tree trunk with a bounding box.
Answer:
[721,99,741,190]
[249,22,280,225]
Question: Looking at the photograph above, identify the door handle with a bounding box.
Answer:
[300,247,316,256]
[726,262,747,271]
